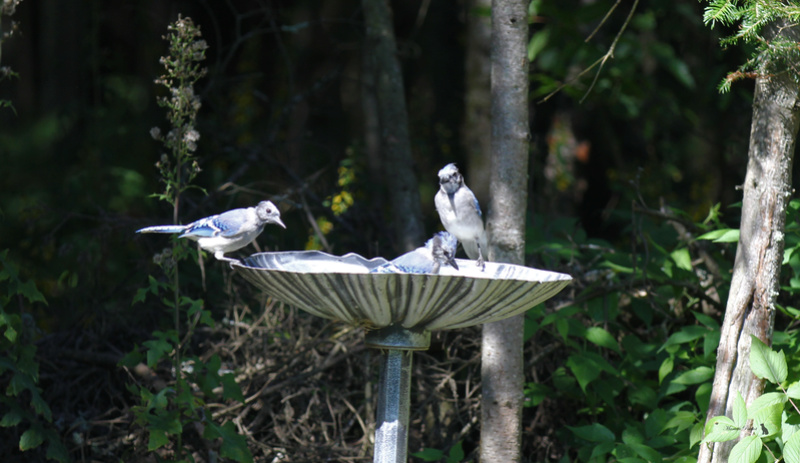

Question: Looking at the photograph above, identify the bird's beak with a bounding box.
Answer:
[447,256,459,270]
[274,217,287,229]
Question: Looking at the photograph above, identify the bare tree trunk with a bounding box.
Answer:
[462,0,492,204]
[361,0,425,252]
[698,19,800,463]
[481,0,529,461]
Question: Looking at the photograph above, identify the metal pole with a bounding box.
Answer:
[374,349,412,463]
[365,325,430,463]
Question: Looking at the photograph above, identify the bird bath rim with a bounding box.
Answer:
[232,250,572,333]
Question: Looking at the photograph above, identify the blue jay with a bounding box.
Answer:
[434,163,487,269]
[372,232,459,274]
[137,200,286,262]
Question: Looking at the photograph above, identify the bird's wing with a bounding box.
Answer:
[467,188,482,218]
[180,215,226,238]
[190,208,254,238]
[389,248,434,274]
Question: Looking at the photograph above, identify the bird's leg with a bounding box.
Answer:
[476,242,485,270]
[214,251,240,264]
[432,262,441,275]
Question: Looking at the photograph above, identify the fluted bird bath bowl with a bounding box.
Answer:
[233,251,571,462]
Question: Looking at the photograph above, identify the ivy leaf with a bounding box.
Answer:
[750,335,787,384]
[732,391,747,429]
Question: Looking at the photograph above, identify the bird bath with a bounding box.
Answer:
[233,251,571,462]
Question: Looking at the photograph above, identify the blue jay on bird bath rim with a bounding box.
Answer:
[372,231,459,275]
[434,163,488,269]
[136,200,286,262]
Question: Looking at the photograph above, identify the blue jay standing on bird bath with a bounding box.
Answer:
[137,200,286,262]
[435,163,488,269]
[372,231,459,274]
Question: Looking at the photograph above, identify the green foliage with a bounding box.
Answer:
[701,0,800,92]
[702,336,800,463]
[522,196,800,461]
[0,250,68,461]
[124,16,252,462]
[524,202,737,462]
[412,441,465,463]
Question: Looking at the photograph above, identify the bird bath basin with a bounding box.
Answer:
[233,251,571,462]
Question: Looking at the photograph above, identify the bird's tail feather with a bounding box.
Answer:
[136,225,186,234]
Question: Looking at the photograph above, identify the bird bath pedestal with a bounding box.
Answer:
[233,251,571,462]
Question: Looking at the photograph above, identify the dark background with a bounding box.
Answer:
[0,0,775,461]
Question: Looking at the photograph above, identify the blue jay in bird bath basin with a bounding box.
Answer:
[137,200,286,262]
[434,163,488,269]
[372,231,459,274]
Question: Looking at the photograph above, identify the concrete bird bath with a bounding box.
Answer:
[233,251,571,462]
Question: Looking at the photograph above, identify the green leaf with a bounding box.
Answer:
[204,421,254,463]
[566,352,617,392]
[785,430,800,463]
[45,432,70,463]
[670,248,693,271]
[703,416,740,443]
[672,366,714,385]
[749,392,787,412]
[411,448,445,461]
[585,326,620,353]
[749,335,787,384]
[626,442,663,463]
[20,426,45,451]
[661,325,710,349]
[221,373,245,403]
[732,391,747,429]
[728,435,761,463]
[148,428,170,451]
[697,228,740,243]
[690,422,705,448]
[568,423,615,443]
[528,28,550,61]
[750,402,782,439]
[658,357,674,384]
[664,411,697,434]
[143,336,174,368]
[447,441,465,463]
[16,279,47,305]
[0,409,23,427]
[787,382,800,399]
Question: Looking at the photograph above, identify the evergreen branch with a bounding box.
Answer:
[703,0,741,29]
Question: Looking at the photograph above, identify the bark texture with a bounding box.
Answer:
[481,0,529,461]
[361,0,425,252]
[698,20,800,463]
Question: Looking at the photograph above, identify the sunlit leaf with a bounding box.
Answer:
[749,335,787,384]
[729,435,761,463]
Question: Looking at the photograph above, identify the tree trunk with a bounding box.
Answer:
[361,0,425,252]
[481,0,529,461]
[698,19,800,463]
